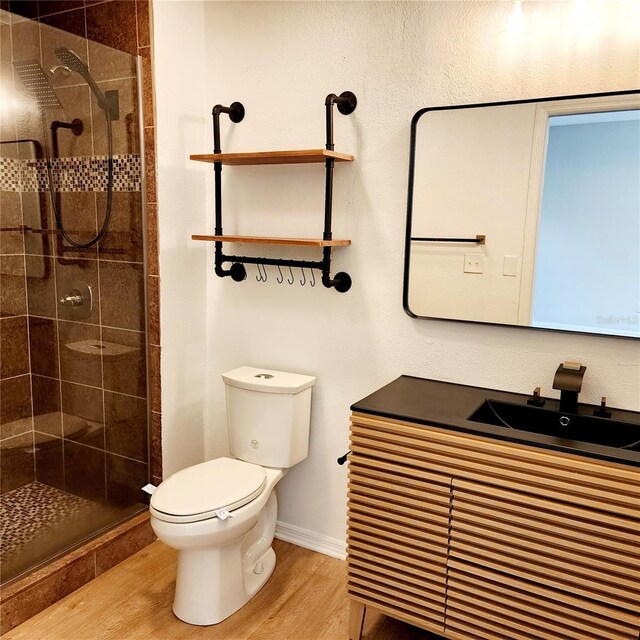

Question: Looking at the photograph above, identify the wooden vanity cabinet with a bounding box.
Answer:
[347,412,640,640]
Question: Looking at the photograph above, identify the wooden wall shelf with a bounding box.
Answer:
[191,235,351,247]
[190,149,354,166]
[196,92,357,292]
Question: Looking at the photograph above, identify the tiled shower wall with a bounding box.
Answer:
[0,0,162,497]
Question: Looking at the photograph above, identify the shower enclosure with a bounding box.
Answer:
[0,7,149,585]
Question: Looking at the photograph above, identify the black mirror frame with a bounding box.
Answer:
[403,88,640,340]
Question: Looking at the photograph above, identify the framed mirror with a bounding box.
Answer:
[404,90,640,338]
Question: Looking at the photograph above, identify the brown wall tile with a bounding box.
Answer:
[61,381,104,448]
[0,375,32,437]
[150,410,161,480]
[22,192,53,257]
[7,1,38,20]
[34,431,64,489]
[143,126,156,203]
[147,274,159,346]
[95,516,155,576]
[104,391,147,462]
[0,256,27,318]
[101,327,146,397]
[58,320,101,386]
[87,37,137,83]
[86,0,137,55]
[29,316,59,378]
[52,192,99,259]
[92,76,139,155]
[0,192,25,255]
[38,2,86,19]
[135,0,149,48]
[39,4,86,37]
[9,13,40,61]
[145,201,158,275]
[99,261,145,331]
[25,256,57,318]
[63,440,105,501]
[54,258,100,324]
[106,452,147,507]
[39,10,89,96]
[0,432,34,493]
[139,46,154,128]
[0,316,30,378]
[98,192,143,264]
[32,374,62,436]
[149,344,160,413]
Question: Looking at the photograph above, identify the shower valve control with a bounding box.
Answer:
[58,281,93,319]
[59,290,84,307]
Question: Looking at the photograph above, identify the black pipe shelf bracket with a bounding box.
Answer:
[190,91,357,293]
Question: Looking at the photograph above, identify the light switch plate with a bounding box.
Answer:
[464,253,484,274]
[503,255,519,277]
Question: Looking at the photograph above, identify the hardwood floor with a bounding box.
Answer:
[2,540,438,640]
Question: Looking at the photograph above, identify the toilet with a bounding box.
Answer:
[149,366,316,626]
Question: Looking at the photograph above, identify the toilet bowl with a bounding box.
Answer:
[150,367,315,626]
[150,457,285,626]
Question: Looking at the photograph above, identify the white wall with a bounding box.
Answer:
[153,0,209,476]
[155,0,640,552]
[409,103,537,323]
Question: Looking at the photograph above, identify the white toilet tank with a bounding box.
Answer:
[222,367,316,469]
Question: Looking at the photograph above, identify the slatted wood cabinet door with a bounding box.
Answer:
[347,412,640,640]
[448,479,640,640]
[347,450,451,636]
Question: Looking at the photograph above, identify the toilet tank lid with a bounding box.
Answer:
[222,366,316,393]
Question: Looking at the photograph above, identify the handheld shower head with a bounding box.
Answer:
[54,47,110,115]
[54,47,91,77]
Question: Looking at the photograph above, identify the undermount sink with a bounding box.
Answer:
[468,399,640,450]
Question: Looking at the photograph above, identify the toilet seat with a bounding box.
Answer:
[150,457,267,524]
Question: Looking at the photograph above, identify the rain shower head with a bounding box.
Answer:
[13,60,63,109]
[54,47,110,114]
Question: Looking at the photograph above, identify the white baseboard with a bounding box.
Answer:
[275,521,346,560]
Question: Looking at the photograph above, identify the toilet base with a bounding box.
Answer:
[171,491,279,626]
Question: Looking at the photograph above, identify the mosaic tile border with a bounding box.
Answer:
[0,155,141,193]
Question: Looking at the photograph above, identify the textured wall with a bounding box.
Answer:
[156,0,640,548]
[153,0,208,477]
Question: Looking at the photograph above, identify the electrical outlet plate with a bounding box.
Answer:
[464,253,484,274]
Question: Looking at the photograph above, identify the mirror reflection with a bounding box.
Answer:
[405,91,640,338]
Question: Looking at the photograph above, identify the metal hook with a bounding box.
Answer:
[310,269,316,287]
[276,265,284,284]
[300,267,306,286]
[256,263,267,282]
[287,265,295,285]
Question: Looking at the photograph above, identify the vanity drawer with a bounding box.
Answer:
[450,478,640,614]
[347,452,450,631]
[350,413,640,518]
[446,560,640,640]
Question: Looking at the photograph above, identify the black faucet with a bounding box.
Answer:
[552,362,586,414]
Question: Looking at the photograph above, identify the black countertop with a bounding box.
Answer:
[351,376,640,467]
